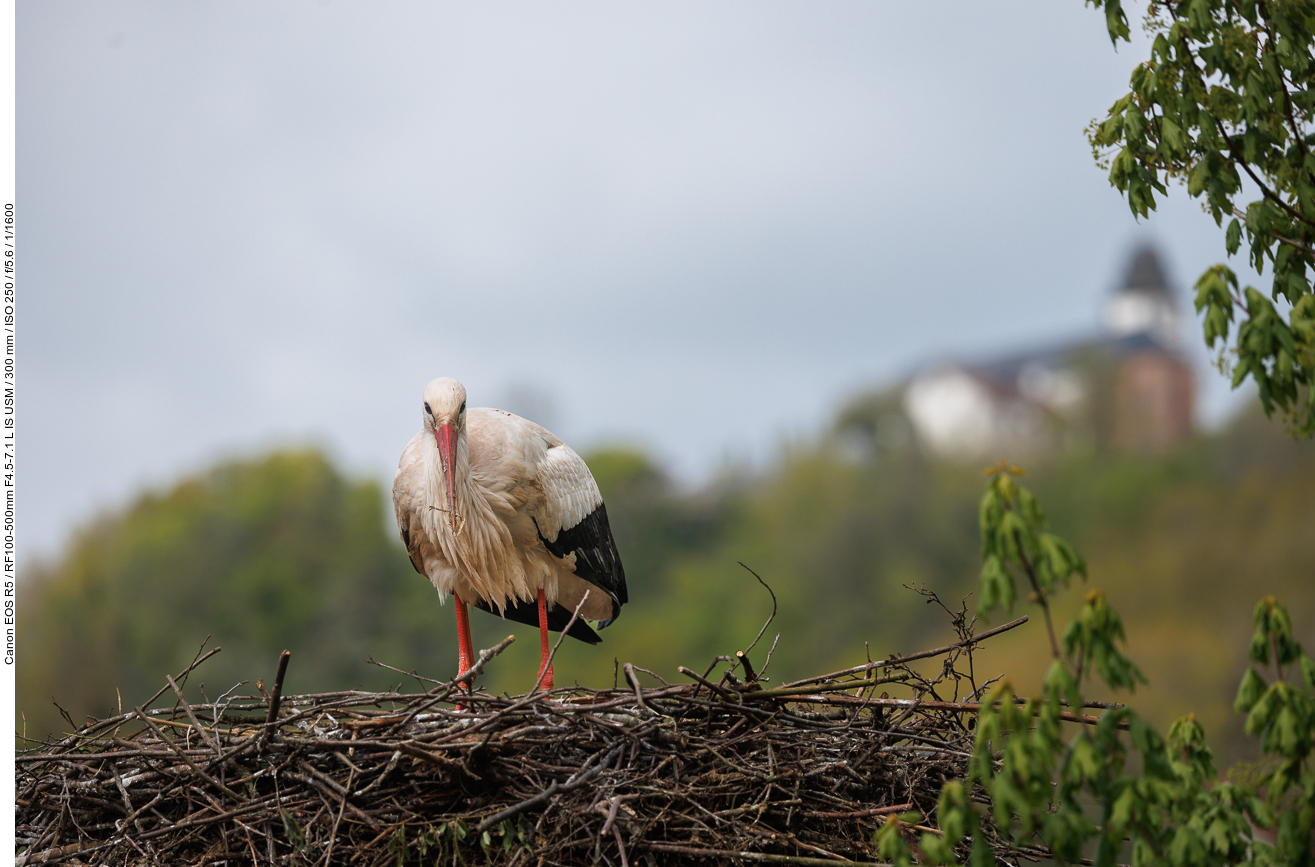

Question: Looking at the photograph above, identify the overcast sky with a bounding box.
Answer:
[20,2,1257,561]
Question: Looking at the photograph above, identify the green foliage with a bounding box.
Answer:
[383,816,528,865]
[583,447,726,612]
[873,813,923,867]
[977,461,1086,618]
[417,819,472,866]
[1086,0,1315,435]
[281,809,307,855]
[922,783,989,867]
[381,815,528,863]
[1063,589,1145,692]
[930,465,1315,867]
[387,824,409,867]
[478,816,532,862]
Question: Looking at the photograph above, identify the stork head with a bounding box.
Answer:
[421,377,467,531]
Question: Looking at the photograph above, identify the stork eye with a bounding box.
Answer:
[459,401,466,415]
[424,402,432,415]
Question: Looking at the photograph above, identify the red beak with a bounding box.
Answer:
[435,423,458,531]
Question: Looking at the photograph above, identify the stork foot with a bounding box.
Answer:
[536,661,555,693]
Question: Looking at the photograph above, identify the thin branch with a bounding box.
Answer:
[780,616,1029,689]
[677,666,742,704]
[644,843,888,866]
[1012,530,1061,660]
[383,634,517,734]
[474,743,623,834]
[804,801,913,819]
[739,562,778,656]
[318,767,354,867]
[131,706,243,802]
[164,676,219,757]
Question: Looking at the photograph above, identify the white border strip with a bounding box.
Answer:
[2,1,16,864]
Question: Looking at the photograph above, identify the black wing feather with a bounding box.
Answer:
[474,597,602,645]
[399,527,426,577]
[534,502,628,628]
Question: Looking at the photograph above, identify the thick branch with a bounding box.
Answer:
[257,649,291,752]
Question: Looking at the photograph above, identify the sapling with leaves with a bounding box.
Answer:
[896,463,1315,867]
[1234,596,1315,864]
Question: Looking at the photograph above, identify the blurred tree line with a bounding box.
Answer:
[17,400,1315,763]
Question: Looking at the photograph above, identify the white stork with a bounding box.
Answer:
[392,377,627,692]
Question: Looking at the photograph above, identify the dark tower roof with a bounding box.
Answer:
[1120,244,1172,296]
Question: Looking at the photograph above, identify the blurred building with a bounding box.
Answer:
[898,245,1195,459]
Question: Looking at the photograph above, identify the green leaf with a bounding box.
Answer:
[1249,595,1305,666]
[1160,116,1187,156]
[1235,667,1268,714]
[1271,705,1305,755]
[919,835,957,866]
[978,554,1014,617]
[1044,659,1082,713]
[1244,682,1280,737]
[1062,732,1102,786]
[936,781,977,843]
[1017,486,1045,528]
[1103,0,1130,43]
[873,815,918,867]
[1300,655,1315,691]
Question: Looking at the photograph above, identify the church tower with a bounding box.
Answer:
[1102,244,1182,350]
[1100,244,1194,450]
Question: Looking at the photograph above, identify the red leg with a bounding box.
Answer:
[455,596,474,691]
[536,588,554,693]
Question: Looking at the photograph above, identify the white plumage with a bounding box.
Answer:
[393,377,627,691]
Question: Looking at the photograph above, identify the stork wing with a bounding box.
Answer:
[473,596,602,644]
[528,437,629,627]
[392,432,432,578]
[470,408,629,627]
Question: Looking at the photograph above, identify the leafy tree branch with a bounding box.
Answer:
[1086,0,1315,436]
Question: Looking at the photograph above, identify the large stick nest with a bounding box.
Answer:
[16,590,1068,867]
